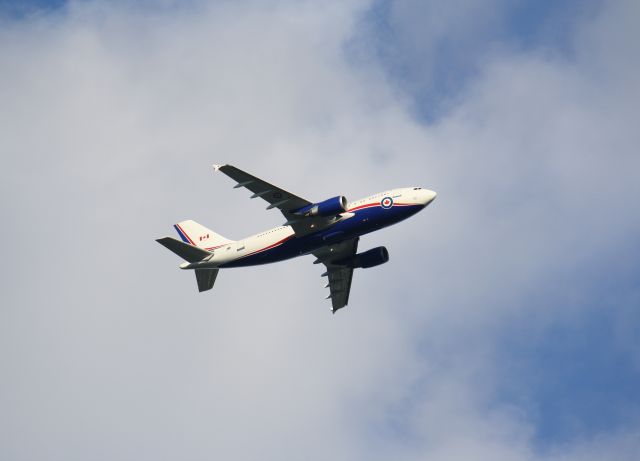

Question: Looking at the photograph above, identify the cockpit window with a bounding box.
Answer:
[413,187,422,190]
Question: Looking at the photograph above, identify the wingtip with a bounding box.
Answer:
[212,164,224,172]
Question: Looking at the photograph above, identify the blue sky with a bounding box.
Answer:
[0,0,66,17]
[352,0,602,121]
[1,1,639,460]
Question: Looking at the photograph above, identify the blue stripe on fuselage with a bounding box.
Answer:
[220,203,423,268]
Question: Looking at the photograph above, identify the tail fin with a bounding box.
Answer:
[173,220,233,250]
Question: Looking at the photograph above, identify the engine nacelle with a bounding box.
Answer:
[295,196,348,217]
[341,246,389,269]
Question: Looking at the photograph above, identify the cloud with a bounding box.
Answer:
[1,1,639,460]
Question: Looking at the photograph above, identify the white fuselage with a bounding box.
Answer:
[199,187,436,268]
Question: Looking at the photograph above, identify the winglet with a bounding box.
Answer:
[212,164,224,172]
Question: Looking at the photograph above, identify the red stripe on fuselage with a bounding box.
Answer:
[347,203,378,212]
[204,243,227,251]
[347,202,416,212]
[239,234,295,259]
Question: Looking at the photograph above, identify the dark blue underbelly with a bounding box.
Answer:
[220,204,422,268]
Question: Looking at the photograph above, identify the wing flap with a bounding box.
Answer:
[313,237,359,313]
[325,266,355,312]
[213,164,348,237]
[214,164,311,216]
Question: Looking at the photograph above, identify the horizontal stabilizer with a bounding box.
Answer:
[195,268,219,292]
[156,237,212,263]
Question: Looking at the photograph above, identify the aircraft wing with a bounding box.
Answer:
[313,237,359,313]
[213,164,341,235]
[213,164,311,219]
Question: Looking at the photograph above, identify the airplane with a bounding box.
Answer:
[157,164,437,313]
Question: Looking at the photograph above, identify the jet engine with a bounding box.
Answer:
[295,196,348,217]
[340,246,390,269]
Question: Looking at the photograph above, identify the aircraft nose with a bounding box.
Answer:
[421,189,437,206]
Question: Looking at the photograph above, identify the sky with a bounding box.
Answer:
[1,0,639,460]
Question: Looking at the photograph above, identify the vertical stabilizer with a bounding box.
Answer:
[173,220,233,250]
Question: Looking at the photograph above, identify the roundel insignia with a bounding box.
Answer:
[381,196,394,209]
